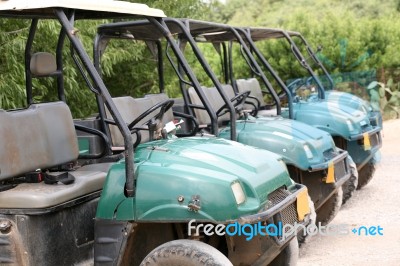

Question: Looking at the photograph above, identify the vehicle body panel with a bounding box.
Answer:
[97,136,292,221]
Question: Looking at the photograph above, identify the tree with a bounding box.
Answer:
[0,0,212,117]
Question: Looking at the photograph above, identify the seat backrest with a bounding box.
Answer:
[188,85,236,126]
[236,78,266,109]
[188,86,209,126]
[0,102,79,181]
[30,52,57,76]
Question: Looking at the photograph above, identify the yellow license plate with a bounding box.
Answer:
[296,188,310,221]
[325,161,335,184]
[363,133,371,150]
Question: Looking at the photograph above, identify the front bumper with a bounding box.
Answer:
[309,148,351,187]
[287,148,350,211]
[226,184,310,265]
[236,184,309,228]
[349,126,381,144]
[235,184,311,246]
[348,127,382,167]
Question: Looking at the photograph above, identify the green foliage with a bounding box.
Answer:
[0,0,211,117]
[0,18,103,117]
[99,0,213,99]
[0,19,29,109]
[2,0,400,120]
[213,0,400,118]
[368,79,400,119]
[226,2,400,79]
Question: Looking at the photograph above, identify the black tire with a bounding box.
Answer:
[342,156,359,205]
[297,196,316,245]
[315,186,343,226]
[269,236,299,266]
[357,156,377,190]
[140,240,232,266]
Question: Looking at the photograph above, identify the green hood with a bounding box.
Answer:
[97,136,291,222]
[282,99,373,139]
[324,90,383,128]
[220,116,336,170]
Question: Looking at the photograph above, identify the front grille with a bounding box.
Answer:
[324,148,349,182]
[334,158,349,181]
[268,188,299,234]
[280,203,299,229]
[369,132,381,148]
[268,187,290,206]
[358,132,382,149]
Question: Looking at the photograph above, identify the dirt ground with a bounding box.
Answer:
[298,119,400,266]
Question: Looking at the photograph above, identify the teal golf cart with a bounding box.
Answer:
[229,27,381,192]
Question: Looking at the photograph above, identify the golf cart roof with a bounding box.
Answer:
[97,19,239,42]
[244,27,301,41]
[0,0,166,19]
[174,19,235,37]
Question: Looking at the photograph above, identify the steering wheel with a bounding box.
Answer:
[281,78,310,103]
[127,99,174,146]
[216,90,251,117]
[287,78,305,95]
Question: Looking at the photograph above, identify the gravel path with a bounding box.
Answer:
[298,119,400,266]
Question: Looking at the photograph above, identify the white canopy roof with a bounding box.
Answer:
[0,0,166,18]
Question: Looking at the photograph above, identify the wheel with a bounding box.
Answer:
[140,239,232,266]
[297,196,316,245]
[342,156,359,204]
[269,236,299,266]
[315,186,343,226]
[357,154,378,189]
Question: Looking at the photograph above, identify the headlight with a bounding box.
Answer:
[279,159,288,170]
[360,105,368,114]
[346,119,355,132]
[231,182,246,205]
[303,144,313,159]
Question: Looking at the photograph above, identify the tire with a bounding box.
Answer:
[297,196,316,245]
[140,239,232,266]
[269,236,299,266]
[342,156,359,205]
[357,155,378,190]
[315,186,343,226]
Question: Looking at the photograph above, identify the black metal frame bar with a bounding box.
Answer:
[54,8,135,197]
[243,28,327,99]
[170,19,283,118]
[173,18,238,139]
[24,19,37,106]
[235,27,294,118]
[93,18,229,139]
[295,34,335,90]
[25,19,67,106]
